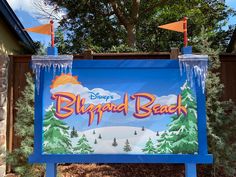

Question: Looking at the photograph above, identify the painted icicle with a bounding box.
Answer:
[31,55,73,94]
[179,54,208,93]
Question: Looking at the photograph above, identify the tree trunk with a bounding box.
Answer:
[126,25,136,48]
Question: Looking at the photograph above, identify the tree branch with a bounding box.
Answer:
[33,0,62,21]
[131,0,140,24]
[108,0,130,28]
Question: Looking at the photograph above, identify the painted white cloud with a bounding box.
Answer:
[50,83,121,105]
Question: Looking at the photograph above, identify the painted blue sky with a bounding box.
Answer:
[7,0,236,47]
[42,64,191,132]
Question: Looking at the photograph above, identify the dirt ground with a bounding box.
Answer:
[57,164,218,177]
[5,164,227,177]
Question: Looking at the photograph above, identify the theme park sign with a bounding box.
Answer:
[29,55,213,177]
[52,91,187,125]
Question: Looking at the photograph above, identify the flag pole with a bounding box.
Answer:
[183,17,188,47]
[47,19,58,55]
[50,19,54,47]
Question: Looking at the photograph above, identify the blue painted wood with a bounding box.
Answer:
[33,68,44,155]
[182,46,193,54]
[185,163,197,177]
[72,59,178,68]
[46,163,56,177]
[47,47,58,55]
[45,47,58,177]
[29,58,213,167]
[195,70,208,155]
[29,154,213,164]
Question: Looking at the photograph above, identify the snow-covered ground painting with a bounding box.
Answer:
[42,67,198,155]
[70,126,159,154]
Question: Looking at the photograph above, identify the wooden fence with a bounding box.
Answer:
[220,54,236,102]
[6,51,236,165]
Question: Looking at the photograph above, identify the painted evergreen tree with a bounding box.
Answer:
[156,131,159,136]
[43,105,72,154]
[142,138,156,154]
[93,130,96,134]
[112,138,118,147]
[74,134,94,154]
[168,82,198,154]
[94,139,97,144]
[156,132,173,154]
[142,126,145,131]
[123,139,132,152]
[156,82,198,154]
[134,130,137,135]
[70,126,78,138]
[98,134,102,139]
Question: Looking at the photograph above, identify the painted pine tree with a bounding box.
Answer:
[112,138,118,147]
[156,131,173,153]
[94,139,97,144]
[168,82,198,154]
[98,134,102,139]
[156,82,198,154]
[74,134,94,154]
[70,126,78,138]
[43,105,72,154]
[123,139,132,152]
[142,138,156,154]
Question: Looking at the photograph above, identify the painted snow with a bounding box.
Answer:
[70,126,159,154]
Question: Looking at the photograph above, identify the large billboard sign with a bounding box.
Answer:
[29,58,213,177]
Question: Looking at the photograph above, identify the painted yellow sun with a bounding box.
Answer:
[50,73,80,88]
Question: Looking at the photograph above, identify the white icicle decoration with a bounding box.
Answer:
[31,55,73,94]
[179,54,208,93]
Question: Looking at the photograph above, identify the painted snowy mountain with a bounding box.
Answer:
[71,126,159,154]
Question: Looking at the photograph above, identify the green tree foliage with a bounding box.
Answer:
[167,82,198,154]
[74,134,94,154]
[156,82,198,154]
[43,106,72,154]
[47,0,235,53]
[55,27,66,54]
[142,138,156,154]
[123,139,132,152]
[194,28,236,176]
[156,132,173,154]
[6,73,44,177]
[33,41,46,55]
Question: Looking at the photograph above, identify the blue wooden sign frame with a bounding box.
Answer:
[29,58,213,177]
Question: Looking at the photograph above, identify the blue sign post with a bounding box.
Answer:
[29,47,213,177]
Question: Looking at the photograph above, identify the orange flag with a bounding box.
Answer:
[24,24,51,35]
[158,20,184,33]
